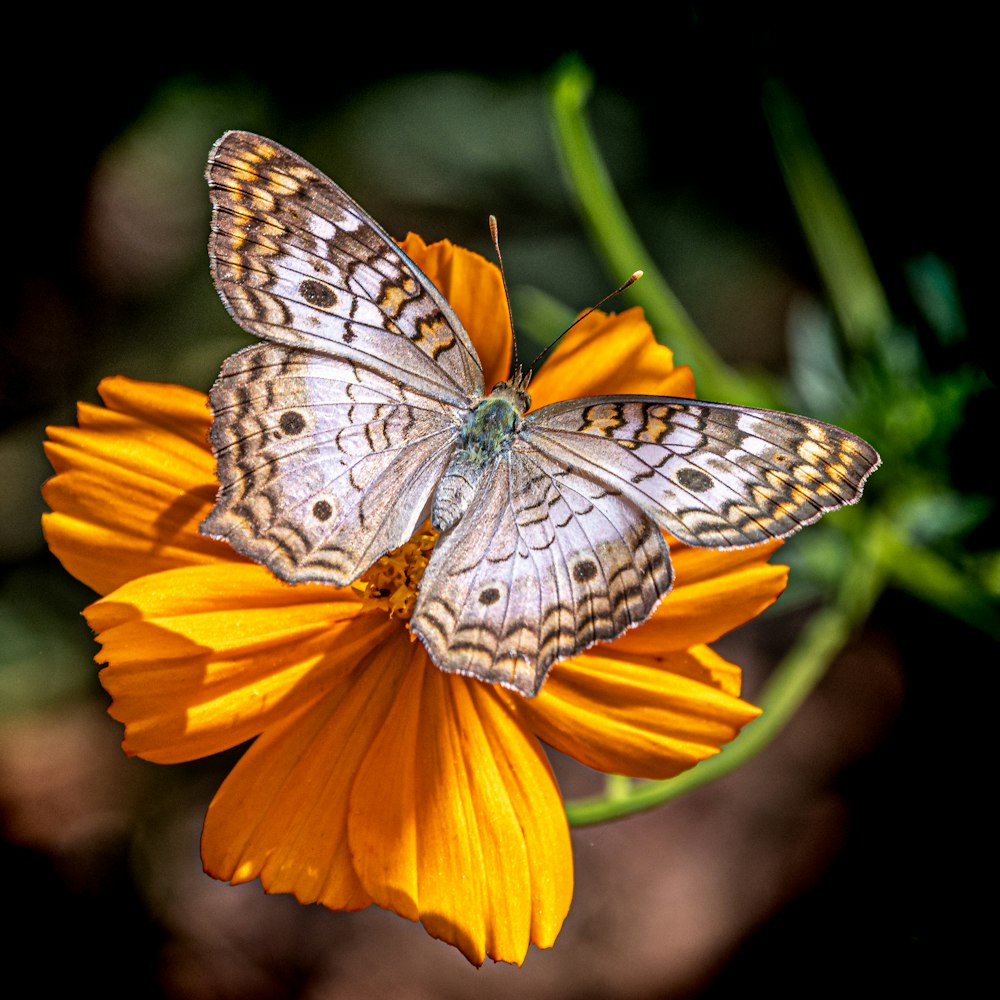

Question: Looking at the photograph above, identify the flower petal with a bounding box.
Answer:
[201,630,417,911]
[86,563,394,762]
[515,647,761,779]
[611,541,789,654]
[349,656,572,966]
[530,307,696,407]
[399,233,512,389]
[43,377,231,595]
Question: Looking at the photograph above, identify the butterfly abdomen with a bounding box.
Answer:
[432,395,521,532]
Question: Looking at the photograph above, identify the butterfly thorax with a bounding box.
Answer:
[431,384,529,533]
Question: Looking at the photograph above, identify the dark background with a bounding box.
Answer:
[2,11,989,997]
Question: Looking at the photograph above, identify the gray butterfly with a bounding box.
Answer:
[200,131,880,696]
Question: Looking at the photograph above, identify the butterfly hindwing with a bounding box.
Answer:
[207,130,484,406]
[526,396,881,548]
[411,441,673,695]
[201,342,459,585]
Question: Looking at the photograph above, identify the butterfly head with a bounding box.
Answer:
[491,364,532,415]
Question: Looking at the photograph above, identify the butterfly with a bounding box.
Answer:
[200,131,881,697]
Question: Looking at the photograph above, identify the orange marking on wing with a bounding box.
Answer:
[381,285,410,318]
[415,317,456,358]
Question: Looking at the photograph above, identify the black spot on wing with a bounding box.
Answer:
[279,411,306,435]
[677,467,714,492]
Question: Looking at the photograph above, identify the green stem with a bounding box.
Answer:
[565,518,892,826]
[548,56,748,403]
[763,79,893,350]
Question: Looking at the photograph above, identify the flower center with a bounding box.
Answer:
[352,525,438,621]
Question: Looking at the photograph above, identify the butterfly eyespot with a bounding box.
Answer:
[279,411,306,435]
[676,468,714,493]
[572,560,598,584]
[312,500,333,522]
[299,278,339,310]
[479,587,501,607]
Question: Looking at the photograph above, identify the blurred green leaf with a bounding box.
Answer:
[972,552,1000,598]
[882,532,1000,640]
[786,298,853,415]
[894,490,992,544]
[905,254,968,345]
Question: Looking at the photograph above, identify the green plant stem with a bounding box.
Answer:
[763,79,894,351]
[565,518,892,826]
[548,57,749,403]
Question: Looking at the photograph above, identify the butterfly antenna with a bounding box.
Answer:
[527,270,644,373]
[489,215,523,384]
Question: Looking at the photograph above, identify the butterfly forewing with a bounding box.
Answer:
[207,131,484,404]
[525,397,880,548]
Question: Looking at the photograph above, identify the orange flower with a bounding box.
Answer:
[42,235,786,965]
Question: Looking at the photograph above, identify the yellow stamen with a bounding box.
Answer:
[352,525,438,621]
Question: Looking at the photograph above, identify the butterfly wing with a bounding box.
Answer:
[411,440,673,696]
[525,396,881,548]
[206,130,484,403]
[201,131,485,584]
[201,343,459,585]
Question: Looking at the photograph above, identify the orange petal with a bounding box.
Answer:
[611,542,789,655]
[43,377,231,595]
[87,563,394,762]
[349,656,572,966]
[515,648,761,779]
[201,630,416,911]
[530,307,696,407]
[668,537,783,583]
[91,376,215,445]
[399,233,512,389]
[674,643,746,698]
